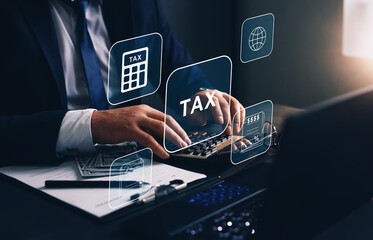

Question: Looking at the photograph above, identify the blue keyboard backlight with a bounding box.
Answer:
[188,182,251,207]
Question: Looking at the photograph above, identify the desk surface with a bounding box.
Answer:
[0,104,300,240]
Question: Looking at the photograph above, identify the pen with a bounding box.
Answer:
[140,181,187,204]
[45,180,149,189]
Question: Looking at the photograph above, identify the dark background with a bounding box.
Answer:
[160,0,373,109]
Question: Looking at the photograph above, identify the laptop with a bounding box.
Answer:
[259,85,373,239]
[119,86,373,239]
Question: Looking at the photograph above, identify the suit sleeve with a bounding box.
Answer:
[0,110,67,167]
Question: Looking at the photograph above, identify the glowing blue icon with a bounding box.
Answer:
[249,27,266,52]
[241,13,274,63]
[121,47,149,93]
[108,148,152,209]
[107,33,162,105]
[230,100,273,165]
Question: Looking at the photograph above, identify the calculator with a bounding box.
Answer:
[121,47,149,93]
[170,131,244,160]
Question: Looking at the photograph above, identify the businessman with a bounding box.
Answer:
[0,0,243,166]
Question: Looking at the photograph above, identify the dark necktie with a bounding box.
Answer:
[73,0,107,110]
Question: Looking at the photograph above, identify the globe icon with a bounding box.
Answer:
[248,26,266,51]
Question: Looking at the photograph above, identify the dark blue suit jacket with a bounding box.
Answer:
[0,0,194,166]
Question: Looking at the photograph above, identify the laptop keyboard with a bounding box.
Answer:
[119,162,272,240]
[187,182,251,207]
[175,201,263,240]
[171,181,263,239]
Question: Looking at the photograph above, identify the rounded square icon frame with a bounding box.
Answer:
[163,55,233,153]
[108,148,153,209]
[230,100,273,165]
[107,32,163,105]
[240,13,275,63]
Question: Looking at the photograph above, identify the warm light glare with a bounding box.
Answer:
[343,0,373,58]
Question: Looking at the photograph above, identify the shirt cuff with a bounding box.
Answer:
[56,109,96,157]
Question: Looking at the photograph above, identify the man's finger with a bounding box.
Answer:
[165,115,191,145]
[133,128,169,159]
[198,91,224,125]
[216,94,230,125]
[235,140,247,149]
[232,143,238,152]
[219,93,233,135]
[204,95,224,125]
[145,106,167,121]
[213,93,231,135]
[242,138,252,145]
[141,105,191,144]
[187,108,209,126]
[233,109,241,134]
[240,105,245,130]
[142,118,188,149]
[228,96,242,134]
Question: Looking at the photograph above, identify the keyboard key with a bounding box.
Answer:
[139,72,145,85]
[178,201,263,239]
[123,83,129,90]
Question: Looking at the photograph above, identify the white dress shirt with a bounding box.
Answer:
[49,0,111,156]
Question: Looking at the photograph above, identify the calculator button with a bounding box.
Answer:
[140,64,145,70]
[139,72,145,85]
[123,83,129,90]
[131,81,137,88]
[132,73,137,80]
[124,68,129,75]
[132,66,137,72]
[124,76,129,82]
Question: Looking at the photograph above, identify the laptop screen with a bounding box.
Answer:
[260,86,373,239]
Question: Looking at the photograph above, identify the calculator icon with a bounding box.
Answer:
[121,47,149,93]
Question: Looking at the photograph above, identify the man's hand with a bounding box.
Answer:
[91,104,191,159]
[232,138,252,153]
[184,90,245,135]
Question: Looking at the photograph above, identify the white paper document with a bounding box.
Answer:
[0,161,206,217]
